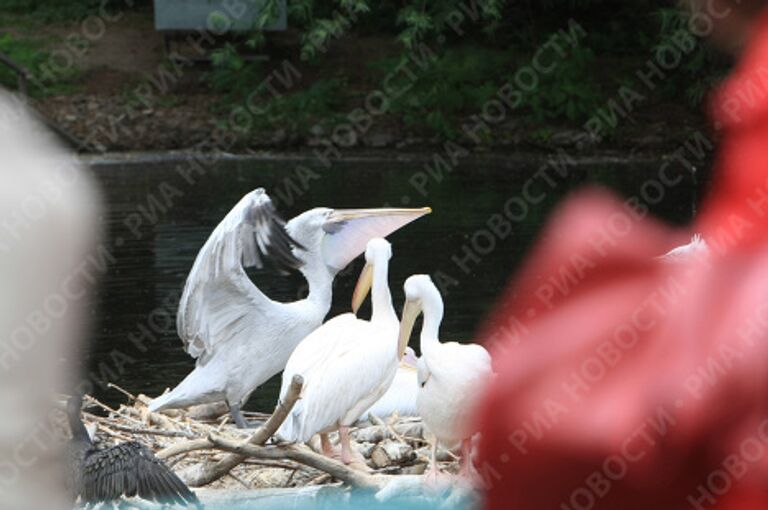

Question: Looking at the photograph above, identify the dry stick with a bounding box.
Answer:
[179,374,305,487]
[242,459,308,471]
[226,472,251,489]
[105,423,199,439]
[157,438,215,459]
[107,382,137,401]
[208,435,383,491]
[369,413,407,444]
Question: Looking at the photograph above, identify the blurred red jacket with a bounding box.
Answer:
[476,10,768,510]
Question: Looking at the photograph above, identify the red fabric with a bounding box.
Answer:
[476,10,768,510]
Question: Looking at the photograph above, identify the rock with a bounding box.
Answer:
[370,440,416,468]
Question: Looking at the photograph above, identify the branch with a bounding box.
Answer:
[183,375,304,487]
[208,434,383,490]
[157,438,215,459]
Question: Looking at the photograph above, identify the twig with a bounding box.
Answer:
[157,438,216,459]
[370,413,407,444]
[307,473,333,486]
[104,423,199,439]
[107,383,137,401]
[183,375,304,487]
[227,472,251,489]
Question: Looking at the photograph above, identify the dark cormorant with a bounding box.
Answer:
[66,395,200,507]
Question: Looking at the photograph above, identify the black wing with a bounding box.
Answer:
[242,188,305,272]
[80,441,199,507]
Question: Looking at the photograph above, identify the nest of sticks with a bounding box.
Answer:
[66,378,462,496]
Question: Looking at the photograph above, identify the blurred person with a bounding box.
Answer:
[476,1,768,509]
[0,91,99,509]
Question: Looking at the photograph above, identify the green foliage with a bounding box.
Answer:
[652,7,730,106]
[518,42,602,122]
[205,44,264,97]
[373,46,511,138]
[0,33,80,96]
[214,77,345,136]
[253,77,345,132]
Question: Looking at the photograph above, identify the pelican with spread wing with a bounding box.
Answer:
[149,189,429,427]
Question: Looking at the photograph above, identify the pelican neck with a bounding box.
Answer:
[419,291,444,351]
[370,257,396,325]
[303,262,334,310]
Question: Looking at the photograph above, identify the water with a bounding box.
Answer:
[84,151,708,411]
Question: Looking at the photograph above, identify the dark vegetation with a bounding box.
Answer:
[0,0,731,149]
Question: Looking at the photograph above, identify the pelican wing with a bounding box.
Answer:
[177,189,304,360]
[425,341,492,389]
[363,363,419,419]
[279,314,394,441]
[80,442,198,506]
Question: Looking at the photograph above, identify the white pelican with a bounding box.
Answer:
[398,274,492,480]
[359,347,419,422]
[277,238,405,464]
[659,234,709,262]
[149,190,429,427]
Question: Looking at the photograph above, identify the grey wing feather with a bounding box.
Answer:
[80,442,199,507]
[178,188,305,359]
[242,191,306,271]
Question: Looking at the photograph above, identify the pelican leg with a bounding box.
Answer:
[228,403,249,429]
[458,438,473,478]
[320,433,335,457]
[424,439,440,483]
[339,426,368,467]
[339,426,354,464]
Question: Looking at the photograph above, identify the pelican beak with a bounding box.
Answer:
[322,207,431,271]
[351,262,374,314]
[398,299,422,360]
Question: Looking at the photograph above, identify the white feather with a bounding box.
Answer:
[150,201,428,414]
[403,275,493,448]
[278,239,400,442]
[659,234,709,263]
[360,362,419,421]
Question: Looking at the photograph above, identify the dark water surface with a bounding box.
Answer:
[84,151,708,411]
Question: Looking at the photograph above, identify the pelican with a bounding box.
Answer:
[149,189,430,428]
[359,347,419,422]
[398,274,492,480]
[659,234,709,262]
[277,238,406,464]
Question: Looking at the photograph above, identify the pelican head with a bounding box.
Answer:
[351,238,392,314]
[398,274,444,359]
[402,346,419,367]
[285,207,430,278]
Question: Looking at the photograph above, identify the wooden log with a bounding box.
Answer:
[370,440,416,468]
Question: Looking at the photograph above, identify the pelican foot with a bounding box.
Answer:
[422,466,452,493]
[341,448,371,471]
